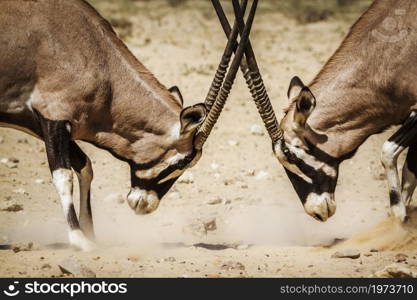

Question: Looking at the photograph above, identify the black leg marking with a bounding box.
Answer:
[389,190,400,206]
[39,118,80,231]
[382,111,417,221]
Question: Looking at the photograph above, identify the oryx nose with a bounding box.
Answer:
[303,193,336,222]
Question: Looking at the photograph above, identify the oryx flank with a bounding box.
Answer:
[0,0,257,250]
[272,0,417,222]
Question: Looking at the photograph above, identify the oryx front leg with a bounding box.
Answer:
[381,111,417,222]
[70,142,94,240]
[401,143,417,208]
[41,119,95,251]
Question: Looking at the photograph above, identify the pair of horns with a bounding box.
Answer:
[194,0,258,150]
[212,0,284,145]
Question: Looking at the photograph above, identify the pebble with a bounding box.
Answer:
[207,197,222,205]
[1,204,24,212]
[395,253,408,263]
[203,218,217,232]
[178,171,194,184]
[58,258,96,278]
[373,263,417,278]
[35,179,45,184]
[250,124,264,136]
[221,261,245,271]
[13,188,27,195]
[210,163,220,170]
[227,140,239,146]
[331,249,361,259]
[255,171,271,180]
[0,157,19,169]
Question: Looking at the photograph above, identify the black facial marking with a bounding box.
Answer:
[389,190,400,206]
[130,150,198,199]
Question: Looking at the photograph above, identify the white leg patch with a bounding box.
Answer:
[52,169,74,214]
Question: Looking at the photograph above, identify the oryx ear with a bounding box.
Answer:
[293,87,316,127]
[180,103,207,135]
[169,86,183,105]
[287,76,305,100]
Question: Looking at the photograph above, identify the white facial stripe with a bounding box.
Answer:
[287,144,337,178]
[170,122,181,140]
[158,169,185,184]
[137,151,188,180]
[274,143,312,183]
[274,142,337,181]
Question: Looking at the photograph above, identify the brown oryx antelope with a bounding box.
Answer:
[0,0,257,251]
[248,0,417,223]
[216,0,417,223]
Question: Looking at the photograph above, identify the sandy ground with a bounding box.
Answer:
[0,0,416,278]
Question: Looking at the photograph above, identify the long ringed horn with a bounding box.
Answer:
[204,0,248,112]
[195,0,258,150]
[212,0,283,145]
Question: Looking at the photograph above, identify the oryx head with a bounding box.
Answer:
[274,76,339,222]
[126,0,257,215]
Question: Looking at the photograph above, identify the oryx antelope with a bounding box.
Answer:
[257,0,417,222]
[0,0,257,251]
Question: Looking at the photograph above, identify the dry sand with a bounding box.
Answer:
[0,0,416,277]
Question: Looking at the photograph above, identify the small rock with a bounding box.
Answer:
[370,249,379,252]
[395,253,408,263]
[1,204,24,212]
[250,124,264,136]
[227,140,239,146]
[41,263,52,270]
[255,171,271,180]
[12,242,34,253]
[104,193,125,204]
[12,188,27,195]
[364,253,373,257]
[331,249,361,259]
[207,197,222,205]
[221,261,245,271]
[210,163,220,170]
[178,171,194,184]
[58,258,96,278]
[223,178,235,186]
[373,263,417,278]
[1,158,19,169]
[35,179,45,184]
[203,218,217,232]
[242,169,255,177]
